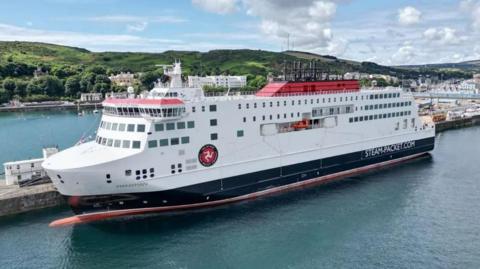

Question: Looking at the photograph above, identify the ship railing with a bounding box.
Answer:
[203,91,257,97]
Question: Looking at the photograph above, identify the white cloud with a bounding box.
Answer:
[88,15,186,24]
[308,1,336,21]
[126,22,148,32]
[86,15,186,33]
[242,0,343,54]
[192,0,238,14]
[398,6,421,26]
[391,44,416,64]
[460,0,480,31]
[423,27,461,45]
[0,23,183,51]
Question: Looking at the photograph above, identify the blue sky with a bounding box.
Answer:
[0,0,479,65]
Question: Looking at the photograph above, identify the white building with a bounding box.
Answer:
[109,72,135,87]
[188,75,247,89]
[3,148,58,186]
[80,93,103,102]
[459,80,477,92]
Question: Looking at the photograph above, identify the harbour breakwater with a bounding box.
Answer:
[0,103,102,113]
[435,115,480,133]
[0,183,64,217]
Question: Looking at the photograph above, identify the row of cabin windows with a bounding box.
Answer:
[191,104,217,113]
[100,121,146,133]
[363,101,412,111]
[155,121,195,131]
[103,106,185,118]
[244,112,302,122]
[96,136,141,149]
[370,93,400,99]
[349,111,412,123]
[236,93,401,110]
[148,137,190,148]
[125,168,154,180]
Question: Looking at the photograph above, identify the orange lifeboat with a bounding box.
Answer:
[292,119,310,130]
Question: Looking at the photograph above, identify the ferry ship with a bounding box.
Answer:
[43,61,435,226]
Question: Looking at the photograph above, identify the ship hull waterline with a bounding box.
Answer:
[50,138,434,227]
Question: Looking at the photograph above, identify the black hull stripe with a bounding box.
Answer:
[65,137,435,216]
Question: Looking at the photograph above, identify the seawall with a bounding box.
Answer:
[435,115,480,133]
[0,103,102,113]
[0,183,65,217]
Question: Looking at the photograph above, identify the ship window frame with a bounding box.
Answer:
[181,136,190,144]
[210,119,218,126]
[155,123,164,132]
[137,124,146,132]
[237,130,244,137]
[166,123,175,131]
[209,105,217,112]
[132,141,141,149]
[171,138,180,145]
[159,139,169,147]
[187,121,195,128]
[114,140,121,148]
[127,124,135,132]
[111,123,118,131]
[107,139,113,147]
[148,140,158,148]
[210,133,218,140]
[177,122,186,129]
[122,140,131,148]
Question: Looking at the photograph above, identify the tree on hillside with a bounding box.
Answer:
[86,65,107,75]
[26,80,43,95]
[247,75,267,89]
[92,74,111,93]
[0,89,9,104]
[2,78,16,97]
[26,76,65,96]
[80,73,96,93]
[44,76,65,96]
[140,70,162,89]
[65,76,81,97]
[14,80,28,97]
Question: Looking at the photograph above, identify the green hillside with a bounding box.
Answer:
[0,41,474,103]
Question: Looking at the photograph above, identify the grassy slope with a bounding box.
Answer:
[0,41,472,77]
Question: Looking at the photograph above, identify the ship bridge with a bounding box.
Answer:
[102,98,186,120]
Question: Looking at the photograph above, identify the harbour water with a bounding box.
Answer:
[1,111,480,269]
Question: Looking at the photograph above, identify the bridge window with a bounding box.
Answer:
[132,141,141,149]
[148,140,158,148]
[159,139,169,147]
[171,138,180,145]
[187,121,195,128]
[114,140,121,148]
[181,136,190,144]
[122,140,130,148]
[211,133,218,140]
[210,119,218,126]
[155,123,164,131]
[177,122,186,129]
[137,124,146,132]
[209,105,217,112]
[127,124,135,132]
[166,123,175,130]
[111,123,118,131]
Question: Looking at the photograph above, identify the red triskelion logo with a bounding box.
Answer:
[198,144,218,167]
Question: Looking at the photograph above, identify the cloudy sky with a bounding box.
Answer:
[0,0,479,65]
